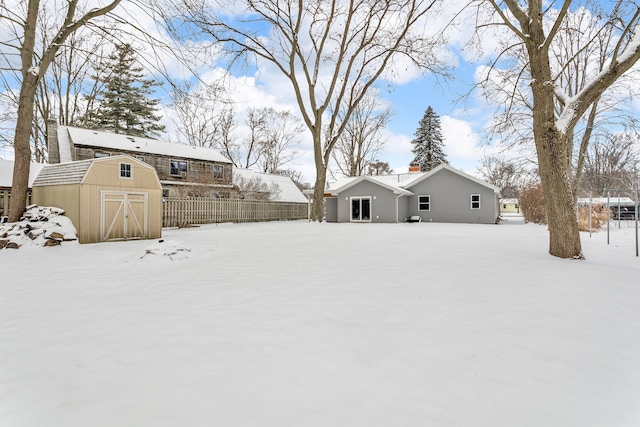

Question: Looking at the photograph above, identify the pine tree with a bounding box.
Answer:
[80,43,165,137]
[410,106,447,171]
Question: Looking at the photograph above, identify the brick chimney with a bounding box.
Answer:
[408,165,421,173]
[47,119,60,164]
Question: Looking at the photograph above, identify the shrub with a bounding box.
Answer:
[578,204,608,232]
[519,183,546,224]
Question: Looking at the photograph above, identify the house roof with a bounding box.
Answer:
[33,155,151,186]
[59,126,231,164]
[327,175,414,196]
[578,197,636,206]
[326,164,501,197]
[403,163,502,197]
[233,168,309,203]
[0,159,46,189]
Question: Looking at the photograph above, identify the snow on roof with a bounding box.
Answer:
[404,163,502,196]
[578,197,636,206]
[61,126,231,164]
[326,164,501,197]
[0,160,46,188]
[233,168,309,203]
[326,175,415,196]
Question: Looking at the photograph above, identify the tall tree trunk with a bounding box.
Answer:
[8,74,38,222]
[311,128,327,222]
[535,126,583,258]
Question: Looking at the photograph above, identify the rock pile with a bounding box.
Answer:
[0,205,78,250]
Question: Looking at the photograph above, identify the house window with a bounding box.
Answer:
[95,151,109,158]
[119,162,132,179]
[471,194,481,209]
[171,160,188,176]
[351,197,371,222]
[418,195,430,211]
[503,204,507,209]
[213,164,224,179]
[135,155,145,162]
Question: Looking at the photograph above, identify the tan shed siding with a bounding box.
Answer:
[31,185,81,232]
[78,184,162,243]
[82,159,162,190]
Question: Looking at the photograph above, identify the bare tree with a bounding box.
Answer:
[474,0,640,258]
[171,82,233,149]
[582,131,640,198]
[163,0,447,221]
[2,0,123,222]
[477,154,530,199]
[331,94,391,177]
[366,160,393,176]
[256,108,304,174]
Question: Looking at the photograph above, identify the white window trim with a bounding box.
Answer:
[418,195,430,211]
[119,162,133,180]
[471,194,481,209]
[350,196,372,222]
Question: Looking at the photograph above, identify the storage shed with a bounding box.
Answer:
[32,155,162,243]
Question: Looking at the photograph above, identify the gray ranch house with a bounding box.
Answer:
[325,163,501,224]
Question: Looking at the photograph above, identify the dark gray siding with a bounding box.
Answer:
[406,168,498,224]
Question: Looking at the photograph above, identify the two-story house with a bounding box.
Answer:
[47,122,234,198]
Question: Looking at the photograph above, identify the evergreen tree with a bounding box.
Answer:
[80,43,165,137]
[410,106,447,171]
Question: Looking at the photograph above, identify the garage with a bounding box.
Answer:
[32,155,162,243]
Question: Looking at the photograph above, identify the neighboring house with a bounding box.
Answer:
[500,198,520,214]
[325,163,501,224]
[233,168,309,204]
[578,197,638,220]
[48,122,234,198]
[0,159,46,218]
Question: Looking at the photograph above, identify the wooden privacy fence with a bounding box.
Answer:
[0,190,32,219]
[162,197,309,227]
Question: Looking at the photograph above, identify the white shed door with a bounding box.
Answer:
[101,191,148,241]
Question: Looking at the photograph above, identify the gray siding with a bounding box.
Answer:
[325,197,338,222]
[336,180,398,223]
[397,195,410,222]
[406,168,498,224]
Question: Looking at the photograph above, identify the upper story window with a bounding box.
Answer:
[119,162,132,179]
[95,151,110,158]
[418,195,430,211]
[471,194,481,209]
[213,164,224,179]
[171,160,188,176]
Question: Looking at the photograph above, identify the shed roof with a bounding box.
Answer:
[0,159,46,189]
[33,155,152,186]
[233,168,309,203]
[60,126,231,164]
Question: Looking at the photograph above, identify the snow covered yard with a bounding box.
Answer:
[1,220,639,426]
